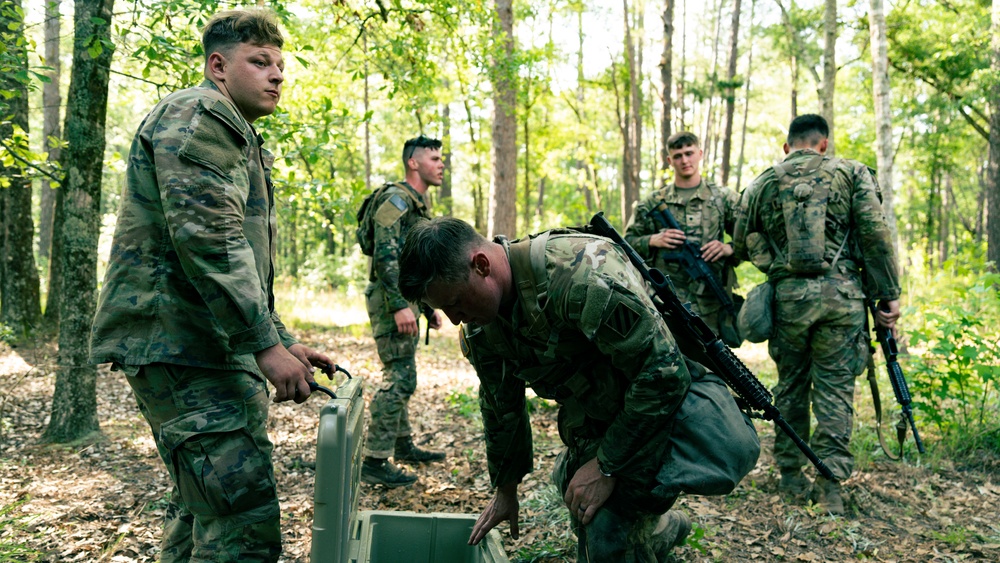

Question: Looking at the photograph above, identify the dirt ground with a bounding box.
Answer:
[1,323,998,562]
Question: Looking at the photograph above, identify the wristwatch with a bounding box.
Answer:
[598,459,614,478]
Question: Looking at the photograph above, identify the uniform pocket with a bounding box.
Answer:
[159,401,276,517]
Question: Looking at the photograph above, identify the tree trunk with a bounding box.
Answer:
[679,0,688,132]
[776,0,799,121]
[720,0,742,187]
[522,113,531,232]
[702,0,725,177]
[440,96,453,216]
[44,0,116,444]
[489,0,517,238]
[659,0,675,177]
[621,0,642,223]
[735,0,756,192]
[40,0,61,263]
[363,31,371,191]
[576,6,593,211]
[820,0,837,155]
[868,0,899,249]
[988,0,1000,270]
[0,0,41,341]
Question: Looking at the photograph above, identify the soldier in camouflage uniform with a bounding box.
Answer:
[89,11,334,562]
[625,132,742,346]
[397,217,762,561]
[733,114,901,515]
[360,135,445,487]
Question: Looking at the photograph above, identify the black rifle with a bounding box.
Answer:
[869,301,925,455]
[589,212,835,481]
[647,202,734,316]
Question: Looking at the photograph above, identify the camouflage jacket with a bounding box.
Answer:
[90,81,296,373]
[733,149,901,300]
[460,232,694,488]
[366,182,431,314]
[624,180,740,295]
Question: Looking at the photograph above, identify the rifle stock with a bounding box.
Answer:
[647,202,735,315]
[590,212,836,481]
[870,302,925,454]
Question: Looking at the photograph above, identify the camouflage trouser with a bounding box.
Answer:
[552,440,676,562]
[365,285,420,458]
[124,363,281,563]
[768,275,868,481]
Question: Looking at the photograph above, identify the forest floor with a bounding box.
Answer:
[1,321,999,562]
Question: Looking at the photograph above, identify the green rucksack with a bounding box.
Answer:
[774,154,842,274]
[355,182,412,256]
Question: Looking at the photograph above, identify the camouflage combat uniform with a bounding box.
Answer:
[90,81,294,562]
[363,182,432,458]
[733,149,900,480]
[624,180,740,342]
[462,231,758,561]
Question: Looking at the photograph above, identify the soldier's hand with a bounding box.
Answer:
[563,457,615,526]
[650,228,686,250]
[427,310,443,330]
[469,483,519,545]
[700,240,734,263]
[875,299,901,333]
[255,344,313,404]
[394,307,419,335]
[288,343,335,378]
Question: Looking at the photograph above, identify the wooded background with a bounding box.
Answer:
[0,0,997,458]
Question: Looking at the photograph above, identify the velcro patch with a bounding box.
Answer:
[605,301,639,339]
[374,194,409,227]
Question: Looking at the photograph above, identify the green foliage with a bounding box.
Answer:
[0,498,39,562]
[446,386,480,419]
[513,484,575,562]
[905,265,1000,460]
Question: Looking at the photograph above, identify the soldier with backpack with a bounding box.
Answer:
[624,132,742,347]
[733,114,901,514]
[397,217,761,561]
[356,135,446,487]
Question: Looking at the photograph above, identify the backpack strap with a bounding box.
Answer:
[508,232,551,340]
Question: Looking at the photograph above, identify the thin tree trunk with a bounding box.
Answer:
[776,0,799,121]
[363,32,371,191]
[868,0,898,249]
[523,112,531,232]
[576,6,593,211]
[440,97,453,216]
[0,0,42,340]
[720,0,742,186]
[622,0,642,222]
[821,0,837,155]
[490,0,517,238]
[660,0,675,176]
[44,0,116,444]
[679,0,688,132]
[987,0,1000,270]
[735,0,756,192]
[702,0,725,175]
[40,0,61,263]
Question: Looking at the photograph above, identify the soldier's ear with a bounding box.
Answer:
[472,252,490,277]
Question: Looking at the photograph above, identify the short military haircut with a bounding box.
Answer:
[402,135,443,167]
[667,131,700,151]
[787,114,829,147]
[399,217,487,303]
[202,10,284,62]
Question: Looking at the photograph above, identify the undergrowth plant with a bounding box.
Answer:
[904,264,1000,462]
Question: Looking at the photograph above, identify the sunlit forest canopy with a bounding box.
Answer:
[19,0,997,293]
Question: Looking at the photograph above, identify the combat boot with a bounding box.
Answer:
[778,468,812,502]
[394,436,445,463]
[361,457,417,488]
[650,510,691,560]
[813,476,845,515]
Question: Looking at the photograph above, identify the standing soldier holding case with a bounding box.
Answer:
[89,10,334,561]
[733,114,901,515]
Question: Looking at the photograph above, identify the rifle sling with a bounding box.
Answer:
[866,325,905,460]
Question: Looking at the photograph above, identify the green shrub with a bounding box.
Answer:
[905,268,1000,460]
